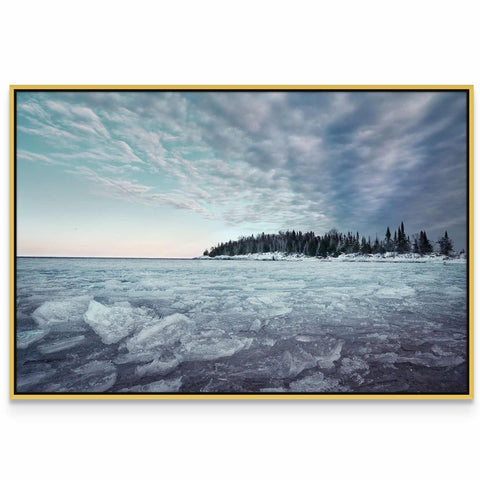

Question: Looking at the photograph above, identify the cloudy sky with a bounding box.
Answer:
[16,90,468,257]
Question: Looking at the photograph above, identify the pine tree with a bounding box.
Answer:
[360,236,372,254]
[308,238,318,257]
[385,227,392,252]
[317,238,328,257]
[438,231,453,256]
[286,235,293,254]
[418,231,433,255]
[396,221,410,253]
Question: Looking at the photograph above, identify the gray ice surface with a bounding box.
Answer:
[15,257,468,393]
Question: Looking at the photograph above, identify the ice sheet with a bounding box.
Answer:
[16,257,468,393]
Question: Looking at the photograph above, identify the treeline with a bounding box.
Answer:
[203,223,456,258]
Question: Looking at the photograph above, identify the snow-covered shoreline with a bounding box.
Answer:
[194,251,467,263]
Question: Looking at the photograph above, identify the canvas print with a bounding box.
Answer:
[12,87,472,397]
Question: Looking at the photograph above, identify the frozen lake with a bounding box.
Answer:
[15,257,468,394]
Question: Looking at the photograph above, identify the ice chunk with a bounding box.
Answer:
[180,336,253,361]
[239,341,319,379]
[295,335,319,343]
[126,313,194,355]
[120,377,183,393]
[367,333,389,341]
[297,335,344,369]
[371,352,398,363]
[201,328,227,337]
[247,295,293,318]
[280,349,317,377]
[445,286,466,297]
[114,352,158,365]
[376,286,415,298]
[260,387,288,392]
[37,335,85,354]
[31,296,91,331]
[17,371,50,390]
[396,352,465,368]
[250,319,262,332]
[17,329,48,349]
[289,372,349,392]
[349,372,365,385]
[431,344,451,356]
[340,357,370,375]
[72,360,117,392]
[135,357,180,378]
[84,300,149,344]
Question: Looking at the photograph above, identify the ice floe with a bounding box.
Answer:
[120,377,183,393]
[17,371,51,390]
[180,336,253,362]
[84,300,148,344]
[289,372,348,392]
[17,329,48,349]
[72,360,117,392]
[37,335,86,354]
[126,313,194,355]
[32,296,91,331]
[135,356,180,378]
[340,356,370,375]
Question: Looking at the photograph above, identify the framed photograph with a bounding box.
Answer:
[10,85,473,399]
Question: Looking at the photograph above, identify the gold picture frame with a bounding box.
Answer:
[10,85,474,400]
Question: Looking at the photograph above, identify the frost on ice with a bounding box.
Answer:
[15,257,468,393]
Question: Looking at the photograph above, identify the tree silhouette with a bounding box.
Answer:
[203,224,457,258]
[438,231,453,256]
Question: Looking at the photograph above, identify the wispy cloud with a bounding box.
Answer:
[17,149,64,165]
[68,166,152,202]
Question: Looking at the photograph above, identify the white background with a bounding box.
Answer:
[1,1,478,479]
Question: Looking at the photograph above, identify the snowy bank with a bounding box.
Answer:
[194,251,467,263]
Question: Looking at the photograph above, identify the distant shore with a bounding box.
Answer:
[194,252,467,263]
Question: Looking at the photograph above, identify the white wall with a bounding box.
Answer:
[1,2,478,479]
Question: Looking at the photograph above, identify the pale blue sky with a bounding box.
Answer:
[16,91,468,257]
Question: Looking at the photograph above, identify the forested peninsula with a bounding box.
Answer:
[203,223,458,258]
